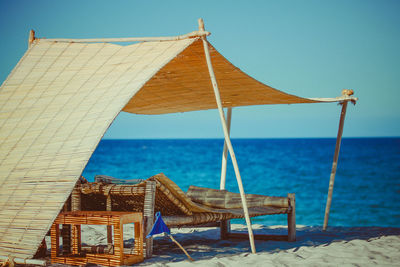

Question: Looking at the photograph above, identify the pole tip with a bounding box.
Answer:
[198,18,205,31]
[341,89,354,96]
[28,29,35,47]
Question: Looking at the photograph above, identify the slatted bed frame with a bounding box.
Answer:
[52,173,295,264]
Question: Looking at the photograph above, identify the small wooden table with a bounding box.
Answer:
[51,211,144,266]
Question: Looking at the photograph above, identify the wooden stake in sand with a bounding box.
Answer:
[323,90,353,230]
[167,234,194,261]
[198,18,256,254]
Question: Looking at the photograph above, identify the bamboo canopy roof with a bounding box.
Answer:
[0,27,357,260]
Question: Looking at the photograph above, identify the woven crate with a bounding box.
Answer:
[51,211,143,266]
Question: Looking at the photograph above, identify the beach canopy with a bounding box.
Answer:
[0,22,357,261]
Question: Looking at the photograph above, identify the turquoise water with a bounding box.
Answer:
[82,138,400,227]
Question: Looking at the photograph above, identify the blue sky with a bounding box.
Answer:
[1,0,399,138]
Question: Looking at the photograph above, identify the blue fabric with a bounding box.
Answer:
[146,212,170,238]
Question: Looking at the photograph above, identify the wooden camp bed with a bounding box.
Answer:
[66,173,295,259]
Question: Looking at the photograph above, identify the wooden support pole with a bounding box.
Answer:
[323,100,349,230]
[220,220,231,240]
[70,183,81,254]
[50,223,59,259]
[71,225,81,255]
[134,221,143,256]
[287,193,296,241]
[219,108,232,239]
[71,185,81,212]
[106,195,113,252]
[28,30,35,47]
[220,107,232,190]
[37,30,210,43]
[143,181,156,258]
[61,200,71,255]
[198,18,256,254]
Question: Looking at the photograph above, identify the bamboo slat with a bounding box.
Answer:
[143,181,156,259]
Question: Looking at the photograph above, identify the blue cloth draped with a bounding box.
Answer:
[146,212,170,238]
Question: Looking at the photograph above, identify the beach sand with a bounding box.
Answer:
[47,224,400,266]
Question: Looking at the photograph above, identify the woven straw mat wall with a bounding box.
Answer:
[0,37,195,259]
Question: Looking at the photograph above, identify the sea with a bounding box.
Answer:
[82,138,400,228]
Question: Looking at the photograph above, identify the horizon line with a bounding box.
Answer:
[101,136,400,140]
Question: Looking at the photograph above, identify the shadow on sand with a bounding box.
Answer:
[138,225,400,265]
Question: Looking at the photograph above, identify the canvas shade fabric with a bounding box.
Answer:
[123,38,356,115]
[0,35,355,259]
[123,38,345,114]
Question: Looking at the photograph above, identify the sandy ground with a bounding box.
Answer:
[142,224,400,266]
[47,224,400,266]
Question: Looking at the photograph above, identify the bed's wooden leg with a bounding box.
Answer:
[144,181,156,258]
[287,193,296,242]
[61,199,71,255]
[106,194,113,252]
[220,220,231,239]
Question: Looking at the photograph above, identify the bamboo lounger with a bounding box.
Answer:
[79,174,296,257]
[63,173,296,260]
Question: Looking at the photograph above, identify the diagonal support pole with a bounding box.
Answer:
[198,18,256,254]
[220,107,232,190]
[323,100,348,230]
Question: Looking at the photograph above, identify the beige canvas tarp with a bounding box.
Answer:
[0,34,356,259]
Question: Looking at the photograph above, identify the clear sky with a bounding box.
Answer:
[1,0,399,138]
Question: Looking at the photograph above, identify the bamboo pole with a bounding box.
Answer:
[144,181,156,258]
[37,30,210,43]
[220,113,235,240]
[106,195,113,252]
[220,107,232,190]
[28,30,35,47]
[323,100,349,230]
[71,185,81,212]
[62,201,71,255]
[198,18,256,254]
[168,234,194,261]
